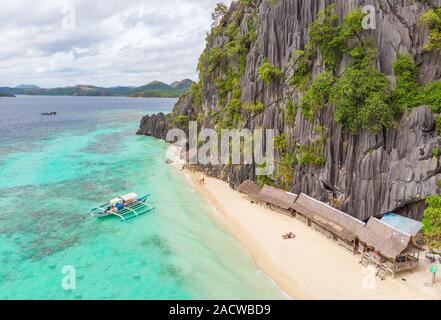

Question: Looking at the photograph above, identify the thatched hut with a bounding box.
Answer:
[237,180,261,196]
[237,183,423,277]
[357,218,422,277]
[255,185,298,214]
[291,193,366,252]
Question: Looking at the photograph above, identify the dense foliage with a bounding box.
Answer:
[422,81,441,113]
[288,49,314,90]
[188,81,203,110]
[419,7,441,52]
[301,71,334,119]
[289,5,441,135]
[391,54,441,114]
[307,6,366,71]
[330,66,393,134]
[289,5,396,134]
[243,101,264,114]
[194,2,259,129]
[307,6,364,71]
[284,98,297,125]
[258,58,285,86]
[422,195,441,251]
[392,54,420,110]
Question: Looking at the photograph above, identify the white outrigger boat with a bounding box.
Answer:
[90,193,155,221]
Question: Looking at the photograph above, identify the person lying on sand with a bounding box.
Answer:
[282,232,296,240]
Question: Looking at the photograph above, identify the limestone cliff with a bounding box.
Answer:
[138,0,441,221]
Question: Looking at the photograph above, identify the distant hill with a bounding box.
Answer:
[170,79,193,90]
[136,81,172,92]
[15,84,40,89]
[129,80,194,98]
[0,80,194,98]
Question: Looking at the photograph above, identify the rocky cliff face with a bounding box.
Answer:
[137,112,170,140]
[138,0,441,221]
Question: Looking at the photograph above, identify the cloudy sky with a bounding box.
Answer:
[0,0,232,88]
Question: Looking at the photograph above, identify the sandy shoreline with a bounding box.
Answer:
[181,169,441,300]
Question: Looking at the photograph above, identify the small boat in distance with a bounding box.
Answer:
[90,193,155,221]
[41,111,57,116]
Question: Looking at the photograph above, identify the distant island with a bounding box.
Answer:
[0,79,193,98]
[0,93,15,97]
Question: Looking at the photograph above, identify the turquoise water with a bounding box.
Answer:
[0,96,285,300]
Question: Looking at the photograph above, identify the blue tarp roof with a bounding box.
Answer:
[380,213,422,236]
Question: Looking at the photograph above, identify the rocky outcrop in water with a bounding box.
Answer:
[138,0,441,220]
[137,112,170,140]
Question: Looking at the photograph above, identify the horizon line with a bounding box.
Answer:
[1,78,196,89]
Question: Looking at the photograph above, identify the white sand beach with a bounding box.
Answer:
[183,169,441,300]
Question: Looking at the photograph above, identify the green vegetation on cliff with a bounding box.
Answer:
[301,71,334,119]
[423,195,441,251]
[392,54,441,114]
[289,5,441,135]
[194,1,258,129]
[307,5,365,71]
[258,58,285,86]
[331,66,393,134]
[168,2,441,192]
[392,54,421,110]
[419,7,441,52]
[290,5,395,134]
[288,50,314,90]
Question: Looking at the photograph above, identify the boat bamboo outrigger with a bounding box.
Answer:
[90,193,155,221]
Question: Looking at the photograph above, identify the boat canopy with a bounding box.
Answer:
[110,198,123,205]
[121,193,138,202]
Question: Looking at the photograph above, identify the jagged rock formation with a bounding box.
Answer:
[138,0,441,220]
[137,113,171,140]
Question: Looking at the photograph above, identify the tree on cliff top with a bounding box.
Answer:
[211,3,229,28]
[422,195,441,251]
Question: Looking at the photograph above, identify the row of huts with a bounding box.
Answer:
[238,180,424,278]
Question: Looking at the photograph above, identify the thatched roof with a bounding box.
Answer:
[357,218,419,260]
[256,185,298,210]
[291,193,366,242]
[237,180,262,196]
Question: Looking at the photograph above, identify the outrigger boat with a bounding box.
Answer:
[90,193,155,221]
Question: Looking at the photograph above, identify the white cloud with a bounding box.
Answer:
[0,0,233,87]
